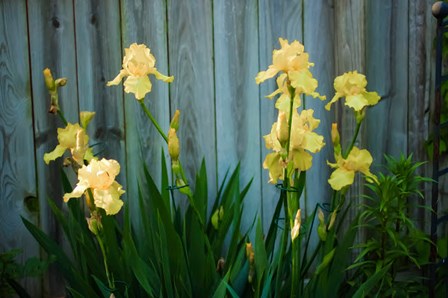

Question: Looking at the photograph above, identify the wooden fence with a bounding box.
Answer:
[0,0,435,296]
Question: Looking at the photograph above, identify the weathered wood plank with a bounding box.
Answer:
[258,0,304,230]
[303,0,335,213]
[407,0,435,229]
[365,0,408,166]
[120,0,170,216]
[213,0,260,230]
[27,0,79,295]
[167,0,217,199]
[74,1,126,196]
[0,0,40,294]
[332,0,366,240]
[407,0,431,166]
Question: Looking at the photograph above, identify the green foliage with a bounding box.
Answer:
[23,157,251,297]
[345,155,431,297]
[0,248,51,297]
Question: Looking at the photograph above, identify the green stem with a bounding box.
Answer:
[139,100,168,143]
[138,100,204,227]
[274,190,289,297]
[285,86,296,155]
[96,233,114,291]
[343,120,362,159]
[57,109,68,126]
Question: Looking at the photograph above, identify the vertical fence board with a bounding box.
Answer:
[120,0,170,217]
[27,0,79,296]
[258,0,304,231]
[74,1,126,189]
[303,0,335,213]
[0,0,40,294]
[167,0,217,198]
[366,1,408,167]
[332,0,366,239]
[408,1,431,166]
[214,0,260,230]
[0,1,439,295]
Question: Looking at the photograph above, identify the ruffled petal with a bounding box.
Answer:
[328,168,355,190]
[43,144,67,164]
[152,69,174,83]
[290,149,313,171]
[63,182,88,202]
[325,93,343,111]
[93,182,125,215]
[263,152,284,184]
[107,69,129,86]
[364,91,381,106]
[345,94,369,111]
[255,66,280,84]
[123,75,152,100]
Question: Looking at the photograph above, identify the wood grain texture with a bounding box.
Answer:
[167,0,217,198]
[74,0,126,189]
[120,0,170,217]
[258,0,304,231]
[213,0,260,230]
[366,0,408,166]
[407,0,431,165]
[332,0,366,239]
[303,0,335,214]
[27,0,79,295]
[0,0,40,294]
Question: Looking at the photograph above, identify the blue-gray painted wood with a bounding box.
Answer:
[0,0,436,295]
[0,0,40,294]
[167,0,217,199]
[214,0,261,231]
[27,0,80,296]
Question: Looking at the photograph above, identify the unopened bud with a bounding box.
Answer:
[246,243,255,283]
[168,128,180,161]
[43,68,55,91]
[291,209,301,241]
[331,123,340,147]
[211,206,224,230]
[216,258,225,273]
[317,208,327,241]
[170,110,180,130]
[55,77,67,87]
[356,109,366,124]
[87,211,102,235]
[246,243,254,262]
[276,111,289,143]
[80,111,96,129]
[328,210,337,230]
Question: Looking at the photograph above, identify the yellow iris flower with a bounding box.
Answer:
[327,146,377,190]
[325,71,380,111]
[44,123,93,166]
[256,38,312,84]
[263,109,325,184]
[107,43,174,100]
[256,38,325,108]
[63,158,125,215]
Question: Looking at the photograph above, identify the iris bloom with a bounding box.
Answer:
[107,43,174,100]
[263,109,325,184]
[256,38,325,108]
[44,123,93,166]
[327,146,377,190]
[288,109,325,172]
[256,38,312,84]
[64,158,125,215]
[325,71,380,111]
